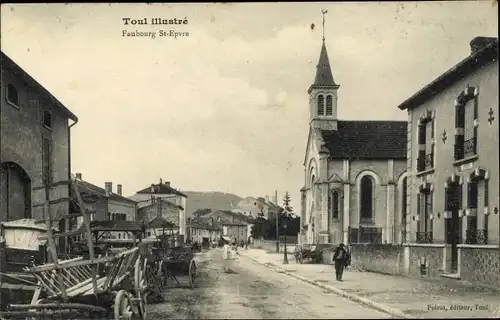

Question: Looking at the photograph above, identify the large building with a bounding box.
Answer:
[231,195,278,219]
[0,51,78,240]
[129,179,187,242]
[300,39,408,246]
[397,36,498,283]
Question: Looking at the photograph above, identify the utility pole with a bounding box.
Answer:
[275,190,279,253]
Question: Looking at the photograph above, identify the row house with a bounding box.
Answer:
[204,210,253,243]
[0,51,78,251]
[71,173,137,241]
[129,179,187,243]
[186,216,222,247]
[397,37,498,285]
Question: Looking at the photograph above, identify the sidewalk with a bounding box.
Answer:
[240,249,500,319]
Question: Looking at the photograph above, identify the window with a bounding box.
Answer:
[317,94,325,116]
[360,176,374,222]
[417,114,434,171]
[43,111,52,129]
[467,182,478,210]
[326,95,333,116]
[328,190,340,219]
[417,191,433,243]
[454,87,478,160]
[401,177,408,225]
[42,138,52,185]
[6,84,19,106]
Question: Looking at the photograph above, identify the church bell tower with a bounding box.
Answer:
[308,12,340,131]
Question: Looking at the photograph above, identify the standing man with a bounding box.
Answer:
[332,243,349,281]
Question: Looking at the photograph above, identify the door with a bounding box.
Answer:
[445,184,461,273]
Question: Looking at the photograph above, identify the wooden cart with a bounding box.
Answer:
[157,246,197,289]
[0,175,150,319]
[294,240,324,264]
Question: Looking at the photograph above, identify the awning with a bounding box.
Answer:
[222,236,231,242]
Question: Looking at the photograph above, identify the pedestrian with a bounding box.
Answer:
[332,243,349,281]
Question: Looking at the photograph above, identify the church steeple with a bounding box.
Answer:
[308,10,339,131]
[308,41,339,94]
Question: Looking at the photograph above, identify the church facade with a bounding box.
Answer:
[300,40,408,245]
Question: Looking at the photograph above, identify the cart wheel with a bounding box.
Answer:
[114,289,134,320]
[134,257,147,292]
[188,259,197,289]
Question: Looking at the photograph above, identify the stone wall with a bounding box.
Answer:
[252,239,296,253]
[407,245,444,278]
[460,246,500,288]
[349,243,405,275]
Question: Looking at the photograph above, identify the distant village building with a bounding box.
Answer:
[136,197,182,238]
[71,173,137,241]
[204,210,254,243]
[0,51,78,251]
[232,196,278,219]
[129,179,187,242]
[300,39,408,245]
[186,216,222,247]
[397,37,498,281]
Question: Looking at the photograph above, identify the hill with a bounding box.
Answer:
[183,191,243,217]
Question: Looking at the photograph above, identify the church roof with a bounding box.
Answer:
[321,121,407,159]
[308,41,339,94]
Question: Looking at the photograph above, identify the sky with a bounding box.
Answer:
[1,2,498,209]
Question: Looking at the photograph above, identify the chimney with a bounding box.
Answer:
[75,173,82,180]
[470,36,497,54]
[117,184,122,196]
[165,181,170,187]
[105,182,112,194]
[265,195,270,202]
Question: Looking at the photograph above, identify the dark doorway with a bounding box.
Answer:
[0,162,32,222]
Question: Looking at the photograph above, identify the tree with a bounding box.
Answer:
[282,191,293,217]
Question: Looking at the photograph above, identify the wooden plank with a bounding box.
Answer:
[29,255,112,273]
[72,177,99,295]
[72,277,107,297]
[41,187,68,300]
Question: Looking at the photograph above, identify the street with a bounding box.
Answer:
[147,249,392,319]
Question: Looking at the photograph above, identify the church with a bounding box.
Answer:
[299,38,408,246]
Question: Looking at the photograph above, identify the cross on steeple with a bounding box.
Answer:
[321,9,328,42]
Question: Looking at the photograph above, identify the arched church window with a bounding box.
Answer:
[360,176,374,221]
[326,95,333,116]
[328,190,340,219]
[317,95,325,116]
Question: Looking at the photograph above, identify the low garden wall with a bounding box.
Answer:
[349,244,405,275]
[459,245,500,289]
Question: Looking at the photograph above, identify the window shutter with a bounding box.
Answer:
[458,184,463,210]
[473,97,478,120]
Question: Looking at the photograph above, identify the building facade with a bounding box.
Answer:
[72,174,137,241]
[205,210,250,243]
[397,37,499,283]
[0,51,78,244]
[130,179,187,242]
[232,196,278,219]
[300,40,408,246]
[187,216,222,245]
